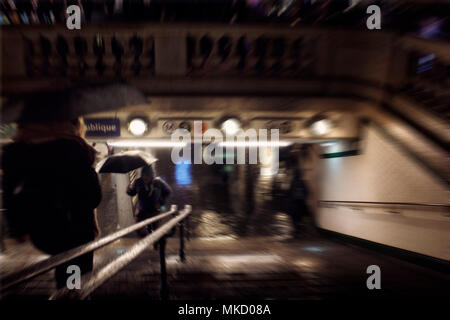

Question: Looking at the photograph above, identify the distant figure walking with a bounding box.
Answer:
[288,167,309,238]
[2,118,102,288]
[127,165,172,236]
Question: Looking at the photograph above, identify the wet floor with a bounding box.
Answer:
[6,148,448,299]
[2,235,449,300]
[126,148,301,239]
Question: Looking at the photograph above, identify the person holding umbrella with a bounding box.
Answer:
[2,117,102,289]
[126,164,172,237]
[95,150,172,237]
[2,84,147,289]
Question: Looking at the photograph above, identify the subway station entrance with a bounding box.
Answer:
[1,100,449,300]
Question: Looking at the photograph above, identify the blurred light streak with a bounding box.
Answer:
[107,139,187,148]
[218,140,292,147]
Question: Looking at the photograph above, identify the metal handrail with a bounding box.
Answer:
[319,200,449,209]
[50,205,192,300]
[0,205,179,292]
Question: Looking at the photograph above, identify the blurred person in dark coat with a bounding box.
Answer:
[288,165,309,238]
[2,118,102,288]
[127,165,171,236]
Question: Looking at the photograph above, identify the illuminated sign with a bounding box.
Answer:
[85,118,121,137]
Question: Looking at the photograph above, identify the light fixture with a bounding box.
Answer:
[308,114,333,136]
[221,118,241,136]
[128,118,148,136]
[311,119,331,136]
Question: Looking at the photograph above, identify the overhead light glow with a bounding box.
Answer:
[107,140,187,148]
[218,140,292,147]
[221,118,241,136]
[310,119,332,136]
[128,118,148,136]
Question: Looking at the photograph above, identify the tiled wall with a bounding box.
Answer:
[317,124,450,260]
[320,125,447,203]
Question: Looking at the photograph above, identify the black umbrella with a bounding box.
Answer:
[2,83,147,123]
[96,150,158,174]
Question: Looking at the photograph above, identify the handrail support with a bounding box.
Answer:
[179,221,186,263]
[158,235,168,300]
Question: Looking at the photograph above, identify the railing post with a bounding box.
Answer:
[0,209,6,253]
[178,221,186,263]
[186,216,191,241]
[158,236,168,300]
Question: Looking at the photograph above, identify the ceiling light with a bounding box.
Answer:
[128,118,148,136]
[221,118,241,136]
[308,115,333,136]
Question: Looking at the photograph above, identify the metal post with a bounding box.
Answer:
[178,221,186,263]
[0,209,6,253]
[158,236,168,300]
[186,216,191,241]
